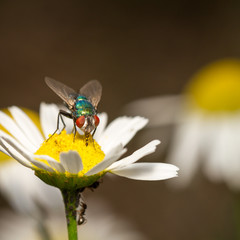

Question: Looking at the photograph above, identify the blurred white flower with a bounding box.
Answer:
[0,160,62,216]
[0,198,147,240]
[125,59,240,190]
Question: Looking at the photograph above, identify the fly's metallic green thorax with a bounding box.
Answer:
[74,95,96,118]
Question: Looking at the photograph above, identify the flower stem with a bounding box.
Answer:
[61,189,81,240]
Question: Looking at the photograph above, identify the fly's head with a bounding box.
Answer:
[76,115,100,134]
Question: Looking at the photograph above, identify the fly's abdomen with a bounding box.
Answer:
[74,95,95,117]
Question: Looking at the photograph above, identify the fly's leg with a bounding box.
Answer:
[47,110,73,141]
[89,127,97,148]
[85,132,89,146]
[92,128,97,137]
[72,120,77,141]
[58,110,74,132]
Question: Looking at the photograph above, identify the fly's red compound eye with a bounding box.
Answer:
[76,116,85,128]
[94,115,100,127]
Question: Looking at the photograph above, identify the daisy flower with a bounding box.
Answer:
[0,103,178,187]
[125,58,240,190]
[0,103,178,240]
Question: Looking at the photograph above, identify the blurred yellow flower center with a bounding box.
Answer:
[185,59,240,112]
[35,130,105,176]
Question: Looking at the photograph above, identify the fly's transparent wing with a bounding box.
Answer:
[45,77,77,108]
[79,80,102,109]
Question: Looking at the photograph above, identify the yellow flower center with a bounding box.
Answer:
[185,59,240,113]
[35,130,105,176]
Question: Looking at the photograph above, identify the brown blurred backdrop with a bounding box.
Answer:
[0,1,240,239]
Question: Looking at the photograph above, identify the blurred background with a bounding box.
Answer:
[1,1,240,239]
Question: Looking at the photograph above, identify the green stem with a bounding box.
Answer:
[61,189,81,240]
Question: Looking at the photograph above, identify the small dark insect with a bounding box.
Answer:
[77,180,101,193]
[88,180,101,191]
[45,77,102,145]
[77,201,87,225]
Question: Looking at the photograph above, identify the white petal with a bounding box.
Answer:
[0,145,8,155]
[93,112,108,141]
[86,144,127,176]
[85,156,118,176]
[201,116,225,182]
[40,103,73,139]
[167,112,203,187]
[0,110,37,152]
[29,156,55,172]
[123,95,183,126]
[34,154,65,173]
[104,142,127,160]
[60,151,83,174]
[0,138,33,169]
[0,136,53,172]
[108,140,160,171]
[40,103,60,139]
[8,106,44,146]
[111,162,179,180]
[99,116,148,154]
[204,115,240,189]
[0,132,33,155]
[0,130,35,163]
